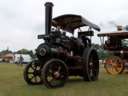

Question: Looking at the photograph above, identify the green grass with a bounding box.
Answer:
[0,64,128,96]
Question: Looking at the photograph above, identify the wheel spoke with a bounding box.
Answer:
[111,67,116,74]
[34,76,38,82]
[30,65,35,70]
[57,66,61,72]
[30,76,34,81]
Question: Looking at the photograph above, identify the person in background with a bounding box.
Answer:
[19,55,24,66]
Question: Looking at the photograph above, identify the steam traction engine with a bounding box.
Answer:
[24,2,100,88]
[98,31,128,75]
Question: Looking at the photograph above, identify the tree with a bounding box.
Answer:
[16,49,30,54]
[16,49,35,58]
[0,49,12,56]
[92,43,111,60]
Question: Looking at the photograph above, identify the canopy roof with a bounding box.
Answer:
[52,14,100,33]
[98,31,128,38]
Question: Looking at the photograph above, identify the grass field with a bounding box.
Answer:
[0,64,128,96]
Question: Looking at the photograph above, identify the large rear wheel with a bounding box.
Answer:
[83,48,99,81]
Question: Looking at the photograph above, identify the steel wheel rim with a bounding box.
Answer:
[25,62,42,84]
[88,53,99,80]
[44,61,67,87]
[104,56,124,75]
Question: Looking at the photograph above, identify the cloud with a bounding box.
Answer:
[0,0,128,51]
[0,0,44,51]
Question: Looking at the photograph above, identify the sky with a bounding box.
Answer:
[0,0,128,51]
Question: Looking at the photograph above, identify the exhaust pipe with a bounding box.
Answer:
[44,2,54,35]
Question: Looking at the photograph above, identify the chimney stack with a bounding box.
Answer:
[44,2,53,35]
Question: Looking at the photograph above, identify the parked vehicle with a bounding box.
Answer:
[24,2,100,88]
[14,54,32,64]
[98,31,128,75]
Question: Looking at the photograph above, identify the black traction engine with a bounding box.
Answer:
[23,2,100,88]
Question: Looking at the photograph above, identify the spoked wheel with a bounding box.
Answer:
[24,60,43,85]
[104,56,124,75]
[83,48,99,81]
[41,59,68,88]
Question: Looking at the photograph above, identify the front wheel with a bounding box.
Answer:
[41,59,68,88]
[23,60,43,85]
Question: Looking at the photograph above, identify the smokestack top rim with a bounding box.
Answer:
[45,2,54,7]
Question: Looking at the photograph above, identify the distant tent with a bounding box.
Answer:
[14,54,32,64]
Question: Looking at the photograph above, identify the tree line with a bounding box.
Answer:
[0,48,35,58]
[0,45,110,60]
